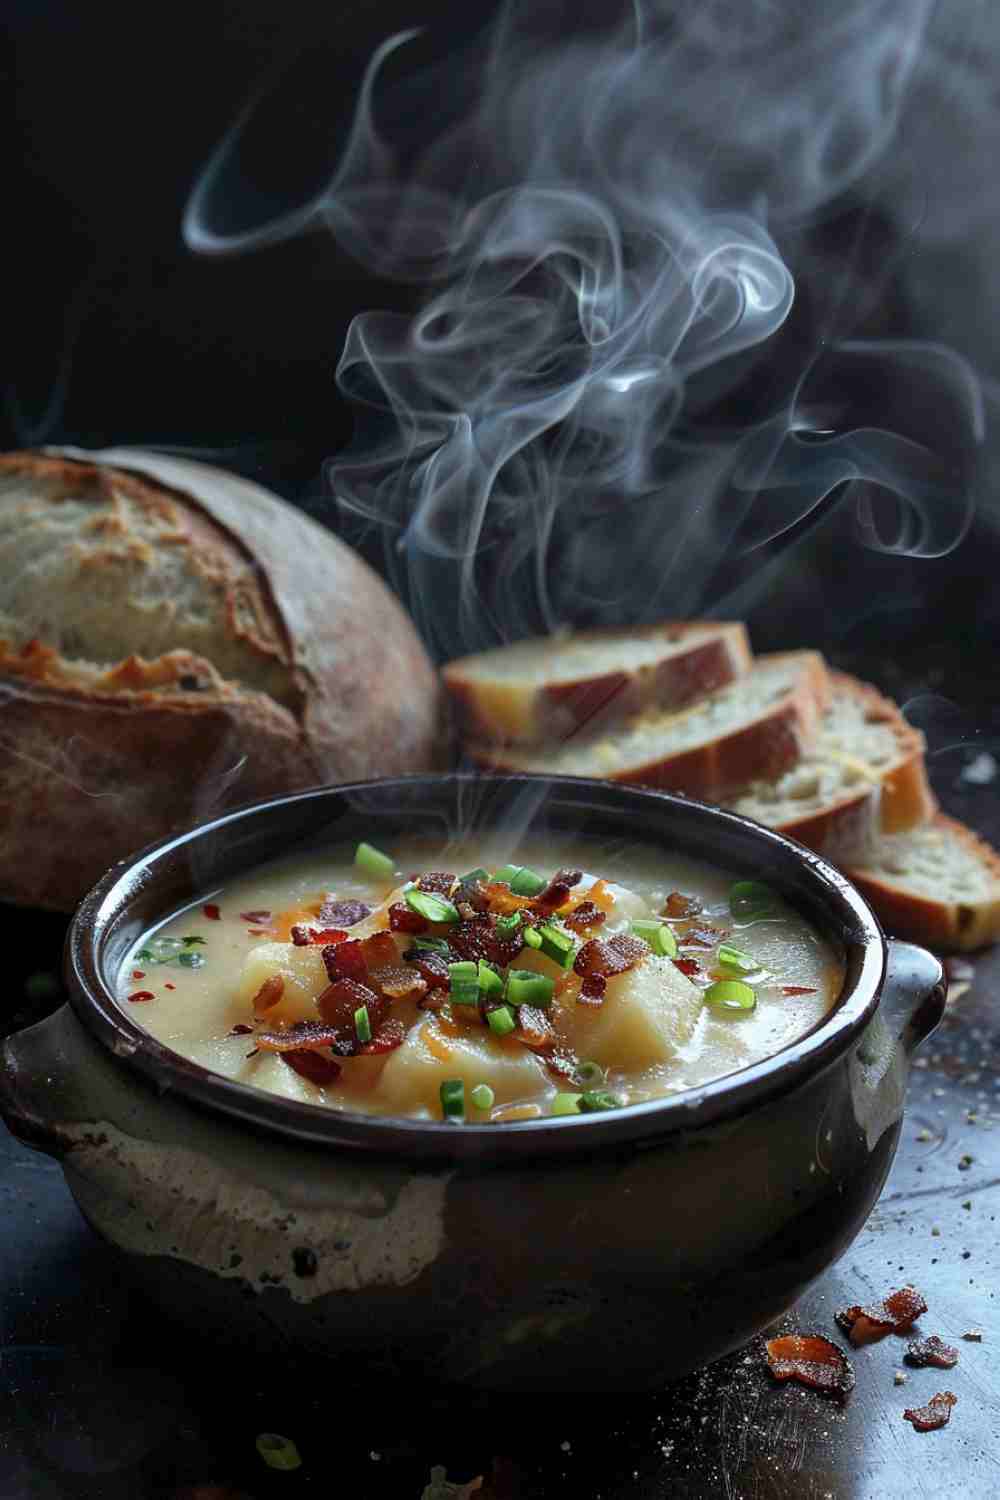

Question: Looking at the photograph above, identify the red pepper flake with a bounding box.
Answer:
[131,969,146,980]
[903,1392,957,1432]
[128,990,156,1003]
[782,985,818,996]
[765,1334,855,1400]
[674,956,701,978]
[284,1050,343,1087]
[252,975,285,1014]
[164,982,176,990]
[230,1023,255,1036]
[389,902,428,934]
[239,910,272,925]
[836,1286,928,1345]
[317,898,372,928]
[291,924,349,947]
[203,904,221,921]
[906,1335,959,1369]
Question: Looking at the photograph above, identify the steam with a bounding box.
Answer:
[184,0,984,659]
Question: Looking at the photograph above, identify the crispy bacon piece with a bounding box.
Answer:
[765,1334,855,1400]
[317,976,386,1031]
[252,975,284,1014]
[782,985,817,996]
[322,938,367,983]
[362,931,398,969]
[573,932,647,980]
[284,1050,343,1087]
[417,871,456,896]
[534,868,583,913]
[542,1048,580,1082]
[674,956,701,979]
[903,1392,957,1431]
[906,1336,959,1369]
[240,909,272,925]
[836,1286,928,1345]
[371,963,428,1002]
[579,972,607,1006]
[291,924,349,947]
[563,900,607,934]
[515,1005,555,1049]
[317,897,371,928]
[164,982,176,990]
[128,990,155,1003]
[203,903,221,921]
[680,925,726,948]
[360,1017,406,1054]
[664,891,699,919]
[404,949,451,990]
[448,914,525,969]
[230,1023,255,1036]
[256,1020,343,1052]
[389,902,428,934]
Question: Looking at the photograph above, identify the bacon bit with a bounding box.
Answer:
[516,1005,555,1049]
[322,938,367,983]
[448,914,525,969]
[903,1392,957,1431]
[782,985,818,996]
[579,972,607,1006]
[836,1286,928,1345]
[239,910,272,925]
[128,990,156,1003]
[680,926,722,948]
[131,969,146,980]
[664,891,699,919]
[164,981,176,990]
[573,933,647,980]
[290,924,349,947]
[284,1050,343,1087]
[317,977,387,1049]
[230,1023,255,1036]
[543,1048,580,1082]
[362,931,399,970]
[417,871,456,896]
[404,949,451,990]
[674,957,701,978]
[765,1335,855,1400]
[203,904,221,921]
[534,868,583,913]
[906,1336,959,1369]
[317,898,371,928]
[360,1017,406,1054]
[389,902,428,934]
[371,964,428,1002]
[255,1020,343,1052]
[252,975,285,1014]
[563,900,607,934]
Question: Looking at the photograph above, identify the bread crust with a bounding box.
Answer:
[0,449,442,910]
[846,814,1000,953]
[444,622,752,744]
[469,651,830,799]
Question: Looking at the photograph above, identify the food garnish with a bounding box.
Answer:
[835,1286,928,1345]
[470,1084,495,1112]
[729,881,776,921]
[905,1336,959,1369]
[705,979,757,1013]
[203,904,221,920]
[440,1078,465,1121]
[631,919,679,957]
[405,888,461,925]
[255,1433,302,1471]
[355,841,395,881]
[903,1392,957,1432]
[765,1334,855,1400]
[128,990,156,1003]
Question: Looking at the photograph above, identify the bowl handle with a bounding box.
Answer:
[0,1005,79,1158]
[881,940,947,1054]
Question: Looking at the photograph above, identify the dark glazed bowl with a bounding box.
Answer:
[0,776,945,1390]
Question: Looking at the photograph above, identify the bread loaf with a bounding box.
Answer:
[0,449,442,910]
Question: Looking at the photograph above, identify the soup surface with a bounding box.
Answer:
[119,837,843,1122]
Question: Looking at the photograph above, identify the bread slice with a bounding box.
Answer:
[443,622,751,744]
[468,651,830,799]
[723,673,936,860]
[845,815,1000,952]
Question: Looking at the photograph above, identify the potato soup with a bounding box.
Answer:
[119,838,843,1123]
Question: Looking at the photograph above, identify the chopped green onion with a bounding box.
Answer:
[487,1005,517,1036]
[578,1090,624,1113]
[470,1083,495,1112]
[448,960,481,1006]
[630,919,678,958]
[493,863,523,885]
[182,934,207,946]
[412,936,451,953]
[405,888,460,925]
[355,841,395,881]
[460,868,490,885]
[494,913,523,939]
[256,1433,302,1471]
[440,1079,465,1121]
[522,926,543,949]
[551,1093,582,1116]
[575,1060,606,1087]
[537,924,575,968]
[729,880,777,921]
[354,1004,372,1043]
[477,960,504,997]
[705,978,757,1013]
[493,864,547,896]
[716,944,756,975]
[505,970,555,1009]
[177,950,206,969]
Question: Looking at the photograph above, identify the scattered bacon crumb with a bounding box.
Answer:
[564,900,607,934]
[417,871,456,896]
[389,902,428,934]
[203,904,221,921]
[673,957,701,978]
[836,1286,927,1345]
[290,924,349,947]
[284,1050,342,1087]
[128,990,156,1003]
[534,869,583,913]
[230,1023,254,1036]
[515,1005,555,1049]
[578,972,607,1006]
[404,949,450,990]
[371,964,428,1001]
[360,1017,406,1054]
[239,910,272,925]
[664,891,698,919]
[322,938,367,983]
[765,1334,855,1400]
[573,933,647,981]
[131,969,146,980]
[906,1336,959,1369]
[252,975,285,1014]
[903,1392,957,1431]
[362,931,399,970]
[317,898,372,928]
[782,985,817,996]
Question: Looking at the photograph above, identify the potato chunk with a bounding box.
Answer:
[373,1016,548,1114]
[236,941,328,1023]
[555,954,703,1071]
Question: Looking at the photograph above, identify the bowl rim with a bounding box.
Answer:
[64,773,886,1162]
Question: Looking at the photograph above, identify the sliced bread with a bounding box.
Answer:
[468,650,830,799]
[845,815,1000,952]
[443,621,751,744]
[723,673,936,860]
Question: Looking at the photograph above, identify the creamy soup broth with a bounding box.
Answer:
[119,837,843,1122]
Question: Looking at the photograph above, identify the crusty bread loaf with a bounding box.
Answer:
[468,651,830,798]
[443,622,751,744]
[723,673,936,859]
[845,815,1000,952]
[0,449,442,911]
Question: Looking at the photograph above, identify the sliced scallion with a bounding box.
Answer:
[729,880,776,921]
[405,888,460,925]
[355,841,395,882]
[537,924,575,968]
[575,1060,606,1087]
[470,1083,495,1112]
[705,978,757,1013]
[354,1004,372,1043]
[447,960,480,1006]
[716,944,755,975]
[487,1005,517,1037]
[177,950,206,969]
[460,868,490,885]
[551,1093,582,1116]
[522,926,543,950]
[505,970,555,1009]
[493,863,523,885]
[630,919,678,958]
[494,913,523,939]
[412,936,451,953]
[509,867,547,897]
[440,1079,465,1121]
[256,1433,302,1472]
[477,960,504,997]
[578,1090,624,1113]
